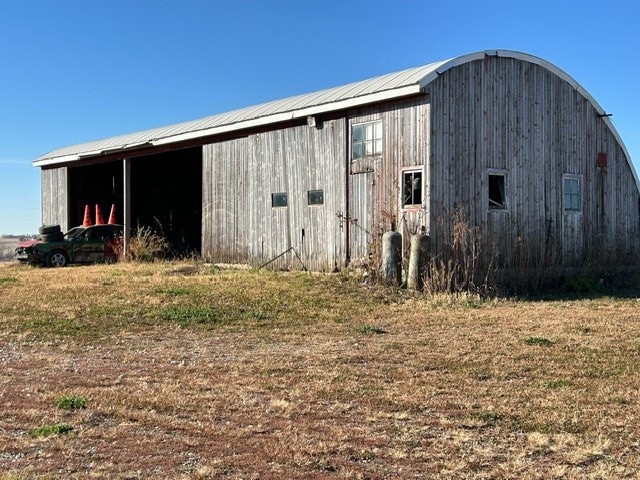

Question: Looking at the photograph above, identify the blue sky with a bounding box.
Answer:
[0,0,638,234]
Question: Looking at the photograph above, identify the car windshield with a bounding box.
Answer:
[64,227,85,239]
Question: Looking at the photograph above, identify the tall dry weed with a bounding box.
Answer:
[127,225,170,262]
[425,210,496,295]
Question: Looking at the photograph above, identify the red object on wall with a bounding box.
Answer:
[598,152,608,168]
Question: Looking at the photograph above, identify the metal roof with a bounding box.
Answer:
[34,59,449,166]
[34,50,634,180]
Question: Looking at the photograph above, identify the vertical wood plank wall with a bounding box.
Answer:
[202,96,431,271]
[202,119,347,271]
[41,167,68,231]
[39,55,638,274]
[347,97,430,264]
[427,56,639,268]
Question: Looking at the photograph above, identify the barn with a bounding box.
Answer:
[34,49,639,278]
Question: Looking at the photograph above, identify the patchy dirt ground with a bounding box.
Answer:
[1,262,639,479]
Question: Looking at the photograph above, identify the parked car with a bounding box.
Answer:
[15,224,123,267]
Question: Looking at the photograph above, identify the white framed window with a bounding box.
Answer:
[401,168,423,208]
[352,120,383,160]
[563,175,582,212]
[488,171,507,210]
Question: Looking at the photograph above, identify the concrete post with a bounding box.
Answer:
[407,233,431,291]
[381,231,402,286]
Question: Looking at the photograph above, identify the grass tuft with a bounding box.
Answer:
[158,305,221,325]
[357,324,388,335]
[524,335,555,346]
[153,286,192,297]
[543,379,572,389]
[471,410,504,426]
[29,423,73,438]
[54,394,87,410]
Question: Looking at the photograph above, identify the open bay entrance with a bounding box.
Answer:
[130,147,202,255]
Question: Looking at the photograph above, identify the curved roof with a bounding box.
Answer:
[34,49,635,186]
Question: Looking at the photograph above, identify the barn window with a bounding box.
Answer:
[488,173,507,210]
[402,169,423,208]
[352,120,383,159]
[563,175,581,211]
[307,189,324,205]
[271,192,288,208]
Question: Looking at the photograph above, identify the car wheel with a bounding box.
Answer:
[46,251,69,267]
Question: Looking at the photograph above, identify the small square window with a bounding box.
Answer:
[488,173,506,210]
[271,192,288,208]
[402,170,423,208]
[563,176,581,211]
[307,189,324,205]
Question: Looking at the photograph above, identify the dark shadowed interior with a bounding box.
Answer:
[67,146,202,254]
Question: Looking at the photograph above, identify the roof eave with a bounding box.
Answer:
[33,84,423,166]
[34,141,153,168]
[153,84,422,146]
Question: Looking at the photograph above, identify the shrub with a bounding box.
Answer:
[566,274,603,293]
[128,226,169,262]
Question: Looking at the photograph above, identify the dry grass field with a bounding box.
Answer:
[0,261,639,479]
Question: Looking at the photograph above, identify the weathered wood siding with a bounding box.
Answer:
[347,96,431,265]
[427,55,639,268]
[202,118,346,271]
[40,54,636,275]
[41,167,68,230]
[202,95,433,271]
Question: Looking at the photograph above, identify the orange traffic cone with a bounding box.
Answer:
[82,205,92,226]
[95,204,105,225]
[108,204,117,224]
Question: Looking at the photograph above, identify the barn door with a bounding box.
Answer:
[348,171,374,263]
[562,216,583,265]
[561,175,584,266]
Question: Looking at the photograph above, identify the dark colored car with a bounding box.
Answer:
[15,224,123,267]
